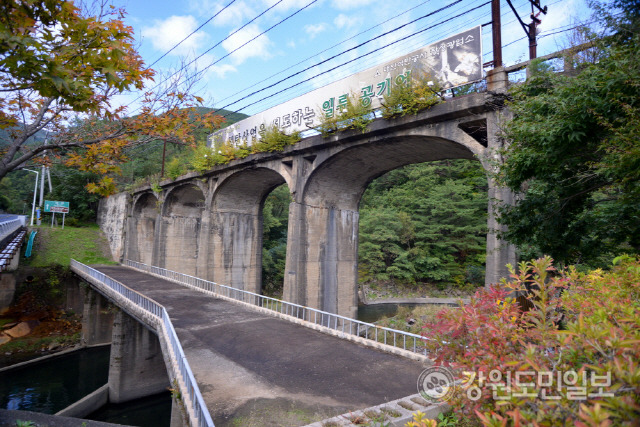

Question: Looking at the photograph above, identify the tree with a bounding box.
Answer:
[0,0,223,195]
[358,160,488,286]
[497,0,640,265]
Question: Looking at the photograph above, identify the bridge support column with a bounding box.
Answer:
[211,211,261,294]
[484,109,518,286]
[284,202,359,319]
[81,288,114,346]
[108,309,169,403]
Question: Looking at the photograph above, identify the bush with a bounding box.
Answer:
[381,73,443,119]
[422,256,640,426]
[317,92,373,136]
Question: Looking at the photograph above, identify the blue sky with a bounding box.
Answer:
[115,0,602,117]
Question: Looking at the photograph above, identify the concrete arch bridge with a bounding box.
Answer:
[99,91,516,319]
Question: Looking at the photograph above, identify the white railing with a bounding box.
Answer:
[0,218,22,243]
[70,259,215,427]
[125,259,429,356]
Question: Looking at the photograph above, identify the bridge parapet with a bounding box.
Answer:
[70,259,215,427]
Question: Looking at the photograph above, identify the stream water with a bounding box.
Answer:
[0,345,170,427]
[357,303,419,323]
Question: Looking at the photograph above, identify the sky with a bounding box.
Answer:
[113,0,603,118]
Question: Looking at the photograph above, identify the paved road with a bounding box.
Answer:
[93,265,428,427]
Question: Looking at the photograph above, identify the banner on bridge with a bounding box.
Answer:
[209,26,482,147]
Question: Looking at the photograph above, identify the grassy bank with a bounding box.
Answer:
[25,225,116,267]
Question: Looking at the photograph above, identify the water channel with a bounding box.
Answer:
[0,304,419,426]
[0,345,170,427]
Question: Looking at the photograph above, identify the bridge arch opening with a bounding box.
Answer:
[209,168,287,294]
[159,184,205,275]
[128,193,158,266]
[287,134,487,317]
[357,159,488,303]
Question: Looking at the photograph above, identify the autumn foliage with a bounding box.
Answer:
[0,0,224,194]
[423,256,640,426]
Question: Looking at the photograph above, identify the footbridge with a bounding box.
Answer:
[71,259,444,427]
[0,215,27,272]
[99,86,517,320]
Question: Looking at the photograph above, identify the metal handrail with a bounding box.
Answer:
[0,218,22,242]
[70,259,215,427]
[124,259,429,355]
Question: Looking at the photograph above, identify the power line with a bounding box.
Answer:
[146,0,238,69]
[127,0,289,112]
[214,0,439,106]
[211,0,464,115]
[240,0,523,113]
[221,1,492,119]
[193,0,321,86]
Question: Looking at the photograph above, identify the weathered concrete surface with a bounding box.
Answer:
[0,409,127,427]
[100,93,518,318]
[56,384,109,418]
[0,273,16,314]
[81,288,114,346]
[92,265,428,427]
[97,193,129,262]
[108,308,169,404]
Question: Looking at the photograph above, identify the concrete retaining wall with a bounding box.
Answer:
[56,384,109,419]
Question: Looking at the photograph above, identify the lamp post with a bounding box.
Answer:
[23,169,39,227]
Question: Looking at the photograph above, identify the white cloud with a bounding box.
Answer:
[221,24,272,64]
[330,0,375,11]
[191,53,238,79]
[141,15,207,56]
[305,23,327,38]
[334,13,361,30]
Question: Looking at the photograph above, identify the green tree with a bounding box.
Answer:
[261,184,291,296]
[498,0,640,265]
[359,160,488,286]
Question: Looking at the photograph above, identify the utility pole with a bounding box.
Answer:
[492,0,502,68]
[505,0,548,61]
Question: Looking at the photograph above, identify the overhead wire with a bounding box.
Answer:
[126,0,290,113]
[241,0,524,113]
[214,0,446,106]
[146,0,238,69]
[219,0,492,119]
[209,0,465,115]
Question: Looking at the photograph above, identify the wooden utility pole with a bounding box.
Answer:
[505,0,548,61]
[492,0,503,67]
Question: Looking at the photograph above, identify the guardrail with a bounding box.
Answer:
[124,259,429,356]
[0,218,22,243]
[70,259,215,427]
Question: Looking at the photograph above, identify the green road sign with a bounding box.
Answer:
[44,200,70,213]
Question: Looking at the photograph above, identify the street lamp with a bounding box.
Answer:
[23,169,39,227]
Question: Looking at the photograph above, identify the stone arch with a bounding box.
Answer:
[285,131,483,317]
[208,167,288,293]
[127,192,158,266]
[157,184,205,276]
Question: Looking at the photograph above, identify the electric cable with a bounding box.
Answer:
[219,1,492,119]
[146,0,238,69]
[209,0,465,115]
[214,0,455,106]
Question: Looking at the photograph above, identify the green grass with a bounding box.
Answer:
[0,333,80,354]
[25,225,116,267]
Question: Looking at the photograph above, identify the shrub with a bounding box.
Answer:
[251,125,301,153]
[317,93,373,136]
[422,256,640,426]
[381,73,443,119]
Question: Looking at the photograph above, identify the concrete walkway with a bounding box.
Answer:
[93,265,428,427]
